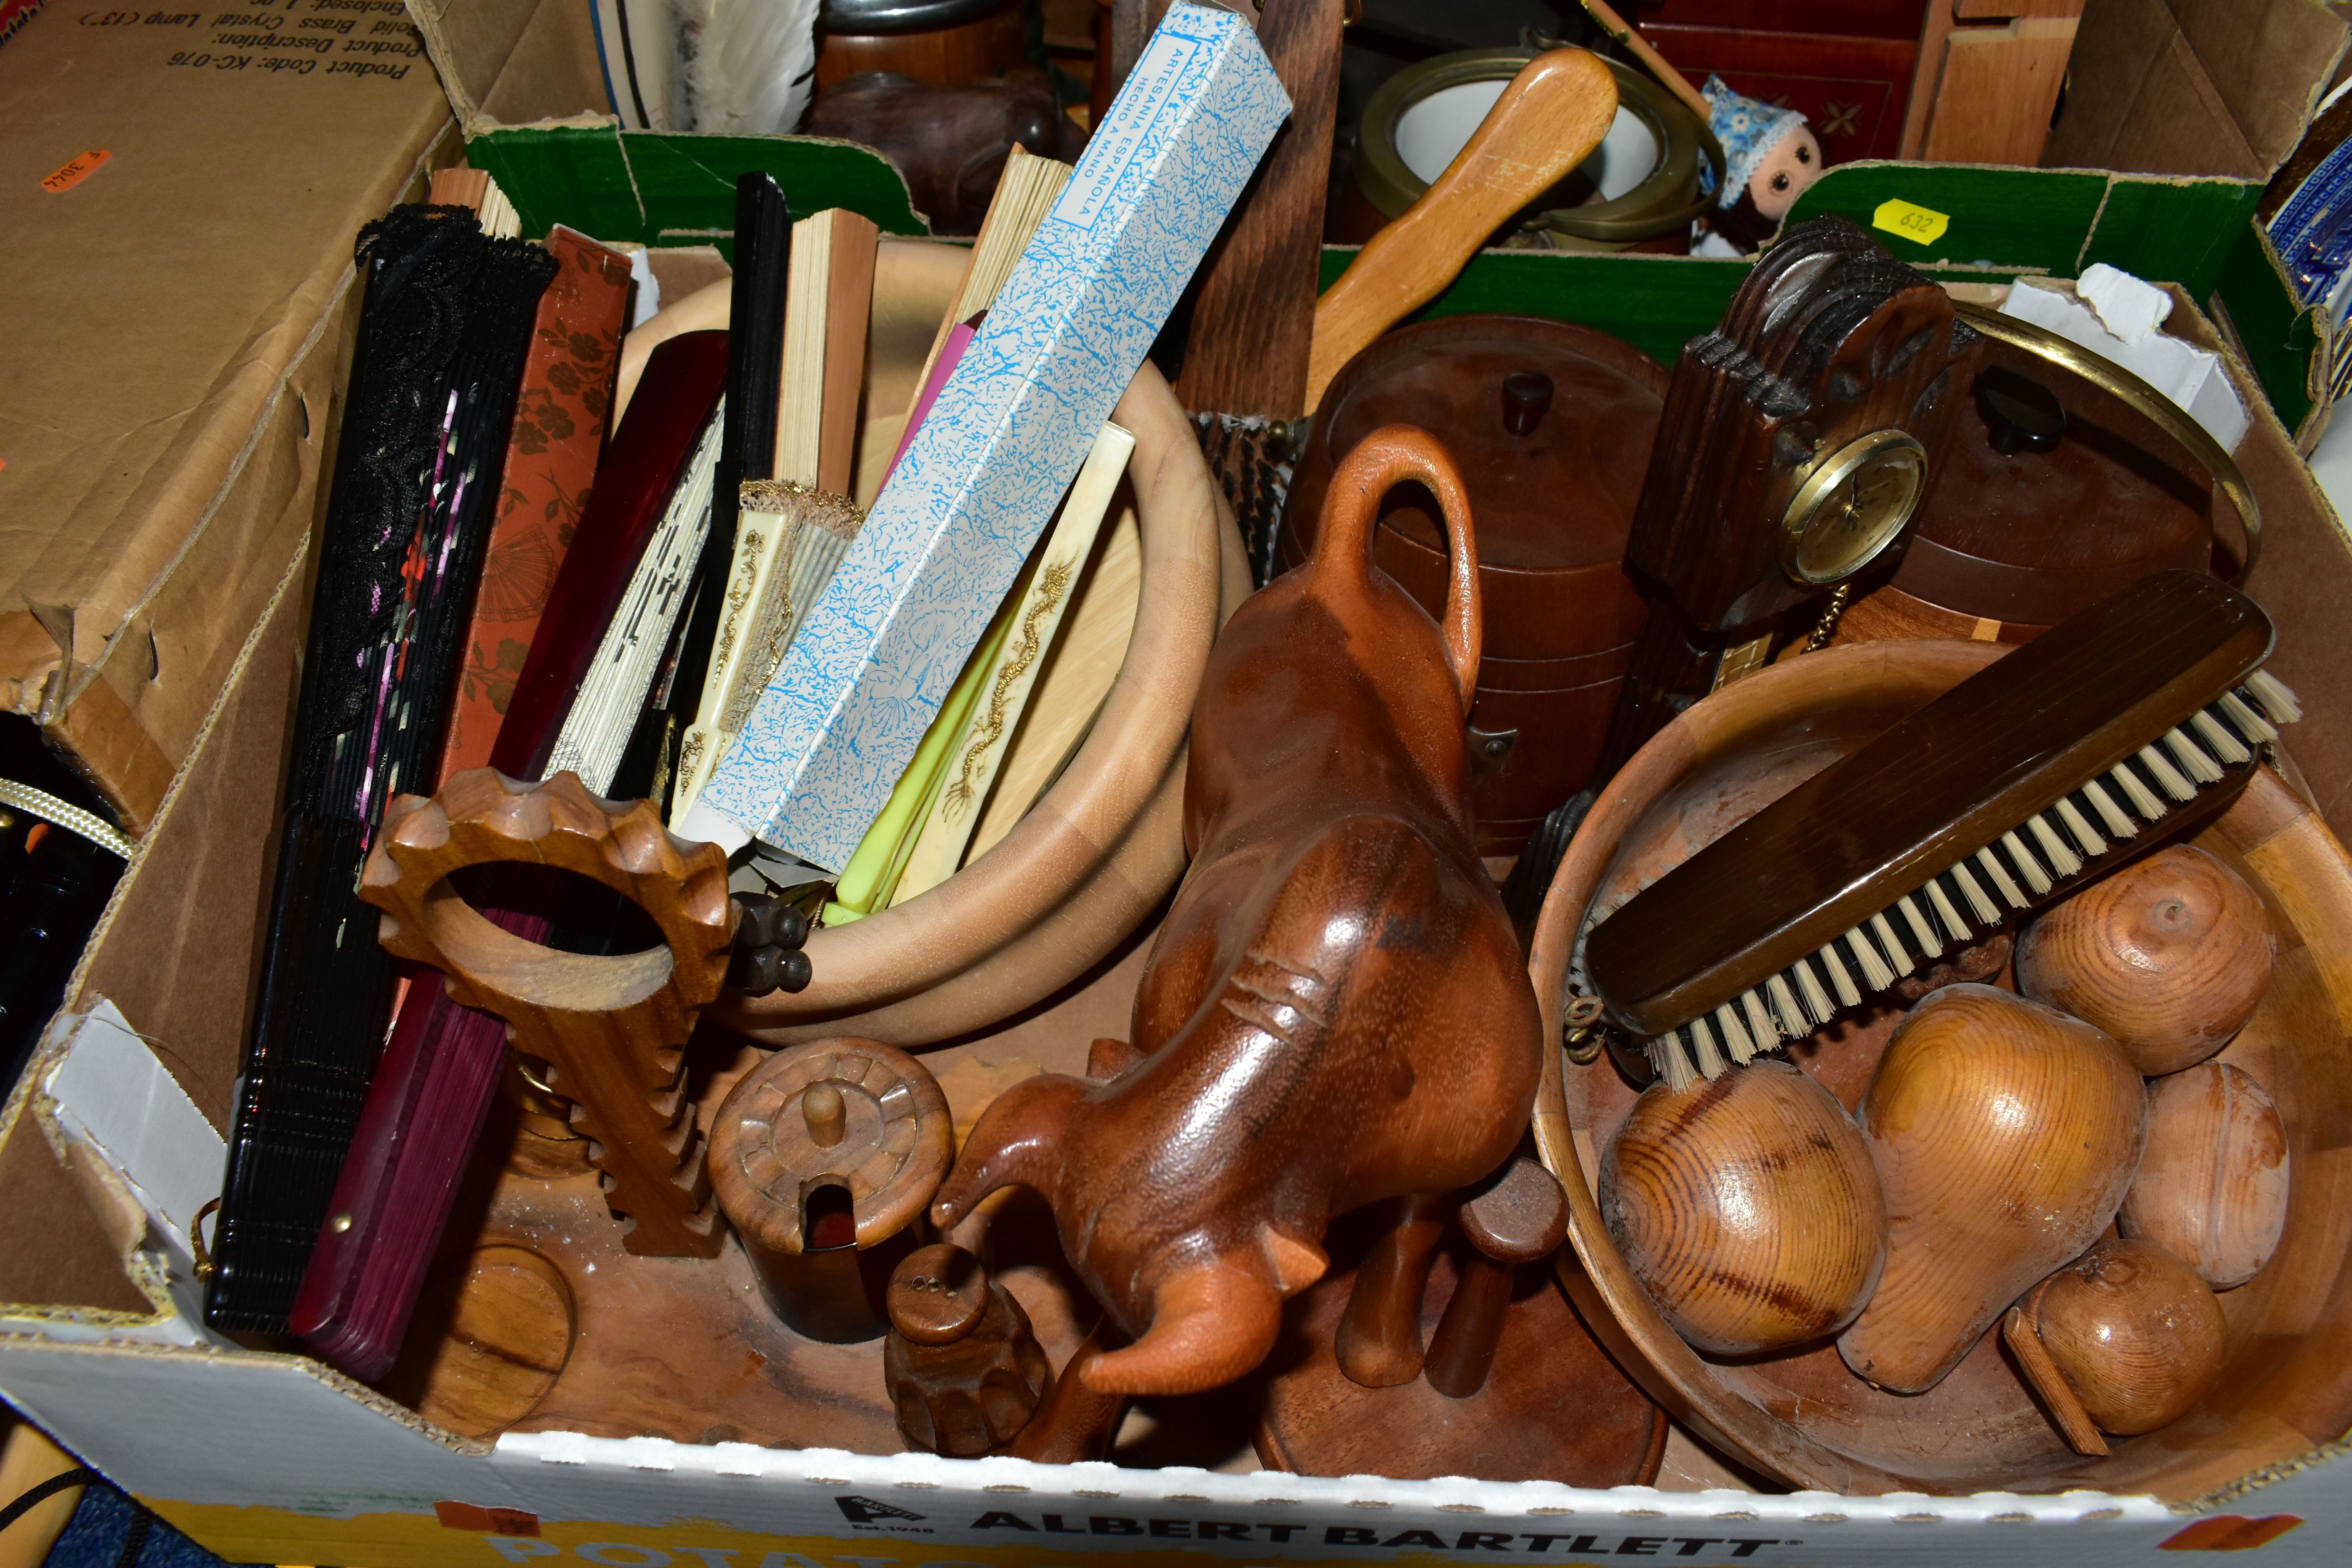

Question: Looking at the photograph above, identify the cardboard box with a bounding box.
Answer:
[1,0,458,831]
[12,50,2352,1568]
[11,142,2352,1552]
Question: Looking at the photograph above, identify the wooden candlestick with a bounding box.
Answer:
[707,1037,954,1342]
[360,769,734,1257]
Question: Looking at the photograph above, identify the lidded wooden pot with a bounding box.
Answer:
[1525,637,2352,1497]
[1282,314,1662,855]
[706,1036,953,1343]
[1840,307,2259,645]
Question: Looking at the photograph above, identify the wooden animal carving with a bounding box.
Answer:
[933,426,1544,1396]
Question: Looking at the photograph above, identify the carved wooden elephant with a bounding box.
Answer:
[934,426,1545,1396]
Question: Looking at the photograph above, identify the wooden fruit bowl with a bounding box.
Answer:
[1526,637,2352,1498]
[686,240,1252,1046]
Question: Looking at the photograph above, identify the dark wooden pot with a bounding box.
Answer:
[1283,314,1664,857]
[1848,332,2245,644]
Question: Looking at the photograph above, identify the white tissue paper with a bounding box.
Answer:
[681,0,823,136]
[2000,267,2249,452]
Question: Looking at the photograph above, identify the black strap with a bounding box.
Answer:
[0,1461,159,1566]
[0,1464,100,1534]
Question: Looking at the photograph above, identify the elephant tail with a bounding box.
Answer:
[929,1071,1089,1230]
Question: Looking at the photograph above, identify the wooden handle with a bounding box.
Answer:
[361,768,735,1258]
[2002,1286,2111,1457]
[1305,48,1618,411]
[1311,425,1482,712]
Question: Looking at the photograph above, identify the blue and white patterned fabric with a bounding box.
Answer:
[1700,73,1808,209]
[684,2,1289,870]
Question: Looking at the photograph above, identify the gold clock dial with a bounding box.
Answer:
[1779,429,1928,586]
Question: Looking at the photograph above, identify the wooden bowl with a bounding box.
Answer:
[1526,637,2352,1497]
[698,240,1250,1046]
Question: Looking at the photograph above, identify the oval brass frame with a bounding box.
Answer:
[1354,49,1724,249]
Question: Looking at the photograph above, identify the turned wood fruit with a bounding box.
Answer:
[2016,1238,2228,1438]
[2017,844,2276,1075]
[1838,984,2147,1394]
[1600,1058,1888,1356]
[2121,1061,2290,1289]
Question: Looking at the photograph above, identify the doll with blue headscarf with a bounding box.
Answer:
[1692,74,1824,257]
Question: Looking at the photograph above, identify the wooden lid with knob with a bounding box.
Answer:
[707,1037,953,1255]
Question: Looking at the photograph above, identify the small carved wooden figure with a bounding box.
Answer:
[935,426,1545,1397]
[882,1243,1054,1455]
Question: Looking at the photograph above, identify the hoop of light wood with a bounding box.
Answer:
[1525,637,2352,1498]
[717,243,1252,1045]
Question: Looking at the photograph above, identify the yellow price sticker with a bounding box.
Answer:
[1873,197,1949,247]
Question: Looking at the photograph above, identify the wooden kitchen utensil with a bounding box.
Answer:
[934,426,1543,1398]
[707,1037,954,1342]
[359,769,735,1258]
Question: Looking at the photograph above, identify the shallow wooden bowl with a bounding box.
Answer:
[681,241,1250,1046]
[1526,637,2352,1497]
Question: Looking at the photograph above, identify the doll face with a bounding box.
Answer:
[1748,125,1823,221]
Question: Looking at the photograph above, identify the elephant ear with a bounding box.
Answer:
[930,1073,1089,1230]
[1078,1260,1284,1396]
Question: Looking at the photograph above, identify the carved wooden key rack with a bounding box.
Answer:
[360,768,735,1257]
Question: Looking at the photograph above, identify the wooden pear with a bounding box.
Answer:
[1838,984,2147,1394]
[2121,1061,2290,1289]
[2004,1238,2228,1452]
[1601,1060,1887,1356]
[2017,844,2275,1076]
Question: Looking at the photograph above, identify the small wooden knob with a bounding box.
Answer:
[804,1082,847,1148]
[889,1243,990,1345]
[1502,371,1553,437]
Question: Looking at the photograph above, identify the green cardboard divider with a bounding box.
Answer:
[485,126,2316,434]
[468,125,927,257]
[1787,162,2112,277]
[1317,246,1746,368]
[2215,221,2325,438]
